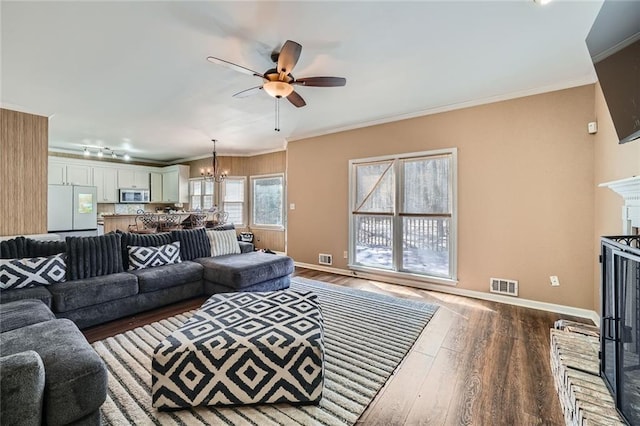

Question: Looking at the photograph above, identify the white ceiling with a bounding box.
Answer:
[1,1,604,162]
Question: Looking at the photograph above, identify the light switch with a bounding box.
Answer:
[290,203,296,210]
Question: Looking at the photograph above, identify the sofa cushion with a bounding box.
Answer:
[171,228,210,261]
[0,237,27,259]
[196,251,294,289]
[25,238,66,258]
[0,319,108,426]
[0,286,52,308]
[66,234,124,280]
[118,231,173,270]
[206,229,240,256]
[130,261,203,293]
[48,272,138,313]
[0,299,56,333]
[0,253,67,290]
[0,350,45,426]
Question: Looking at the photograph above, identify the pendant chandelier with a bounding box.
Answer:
[200,139,227,183]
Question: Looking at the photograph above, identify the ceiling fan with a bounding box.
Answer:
[207,40,346,130]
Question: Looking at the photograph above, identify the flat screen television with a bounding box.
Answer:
[586,1,640,144]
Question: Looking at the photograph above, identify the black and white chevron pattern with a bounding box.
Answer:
[128,241,181,270]
[152,290,324,409]
[0,253,66,290]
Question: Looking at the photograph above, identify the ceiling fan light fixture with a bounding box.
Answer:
[263,81,294,98]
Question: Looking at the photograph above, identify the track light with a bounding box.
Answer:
[81,146,130,161]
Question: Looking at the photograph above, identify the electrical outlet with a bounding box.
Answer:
[550,276,560,286]
[343,251,348,259]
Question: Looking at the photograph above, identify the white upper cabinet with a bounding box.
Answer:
[117,169,149,189]
[93,167,118,203]
[48,162,66,185]
[47,157,187,204]
[150,172,163,202]
[48,159,91,185]
[161,165,189,203]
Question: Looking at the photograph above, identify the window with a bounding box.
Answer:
[349,149,457,282]
[189,179,214,211]
[222,177,246,226]
[251,174,284,228]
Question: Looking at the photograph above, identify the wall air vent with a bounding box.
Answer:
[318,254,333,266]
[490,278,518,296]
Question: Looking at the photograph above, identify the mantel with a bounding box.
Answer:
[599,176,640,232]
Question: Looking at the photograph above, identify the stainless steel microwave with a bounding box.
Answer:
[119,189,150,203]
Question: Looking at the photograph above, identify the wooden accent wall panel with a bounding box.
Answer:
[0,109,48,236]
[247,151,286,176]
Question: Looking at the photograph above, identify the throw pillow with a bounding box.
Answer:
[119,232,173,270]
[207,229,241,257]
[25,238,66,257]
[66,234,124,280]
[171,228,210,260]
[0,236,27,259]
[128,241,182,270]
[0,253,67,290]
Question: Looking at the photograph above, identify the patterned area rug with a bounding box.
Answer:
[94,277,439,425]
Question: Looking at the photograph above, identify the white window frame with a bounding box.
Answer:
[348,148,458,285]
[250,173,285,230]
[221,176,247,227]
[188,178,215,211]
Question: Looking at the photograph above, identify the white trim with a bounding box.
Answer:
[250,173,286,230]
[286,77,597,143]
[0,102,54,118]
[295,262,599,324]
[591,32,640,63]
[175,147,287,163]
[348,148,457,281]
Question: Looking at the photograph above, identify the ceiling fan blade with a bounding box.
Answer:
[277,40,302,74]
[232,86,263,98]
[206,56,264,78]
[294,76,347,87]
[287,90,306,108]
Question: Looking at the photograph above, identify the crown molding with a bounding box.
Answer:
[287,76,598,143]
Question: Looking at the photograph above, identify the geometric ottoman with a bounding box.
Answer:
[151,290,324,409]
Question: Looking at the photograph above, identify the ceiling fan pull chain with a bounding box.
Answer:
[275,98,280,132]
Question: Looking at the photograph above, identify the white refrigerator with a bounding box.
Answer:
[48,185,98,232]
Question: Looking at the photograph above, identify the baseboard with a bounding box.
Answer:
[295,262,600,325]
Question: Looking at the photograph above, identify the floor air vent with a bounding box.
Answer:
[490,278,518,296]
[318,254,333,265]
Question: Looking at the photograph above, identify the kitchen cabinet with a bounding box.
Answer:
[117,169,149,189]
[150,172,163,202]
[161,165,189,203]
[48,160,91,185]
[93,167,118,203]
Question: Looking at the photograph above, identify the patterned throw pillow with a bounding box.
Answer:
[206,229,241,257]
[128,241,182,270]
[0,253,67,290]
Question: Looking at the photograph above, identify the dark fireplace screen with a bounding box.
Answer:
[601,236,640,425]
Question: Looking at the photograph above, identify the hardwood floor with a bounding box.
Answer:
[83,267,585,425]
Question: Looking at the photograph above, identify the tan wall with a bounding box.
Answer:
[288,85,597,309]
[184,151,287,251]
[592,82,640,312]
[0,109,48,236]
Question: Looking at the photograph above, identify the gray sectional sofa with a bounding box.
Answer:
[0,227,295,425]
